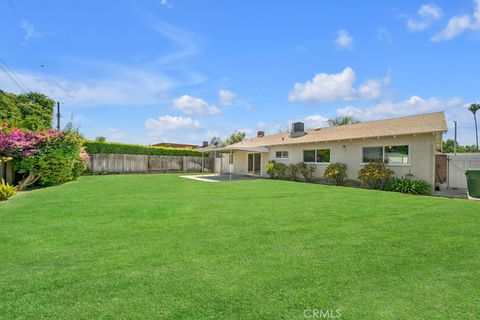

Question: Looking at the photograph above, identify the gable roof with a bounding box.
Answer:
[229,112,447,148]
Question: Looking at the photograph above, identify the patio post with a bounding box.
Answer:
[201,152,204,175]
[229,149,232,181]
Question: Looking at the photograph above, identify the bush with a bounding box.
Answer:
[265,161,289,180]
[287,163,300,181]
[324,162,348,185]
[384,177,432,195]
[358,161,394,189]
[298,162,316,182]
[84,141,203,157]
[0,179,16,201]
[14,128,88,188]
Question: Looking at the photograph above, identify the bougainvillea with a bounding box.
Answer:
[0,122,87,190]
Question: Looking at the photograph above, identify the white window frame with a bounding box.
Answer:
[275,150,289,159]
[361,144,410,166]
[303,148,331,164]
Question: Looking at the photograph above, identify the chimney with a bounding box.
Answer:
[290,122,306,138]
[257,131,265,138]
[202,141,208,147]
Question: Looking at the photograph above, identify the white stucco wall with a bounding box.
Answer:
[231,133,437,185]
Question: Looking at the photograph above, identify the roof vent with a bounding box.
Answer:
[257,130,265,138]
[290,122,306,138]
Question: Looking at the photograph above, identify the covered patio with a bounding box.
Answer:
[197,145,270,177]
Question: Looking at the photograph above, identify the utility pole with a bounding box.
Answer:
[454,121,457,155]
[56,102,61,131]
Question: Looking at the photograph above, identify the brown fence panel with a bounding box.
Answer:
[89,154,212,174]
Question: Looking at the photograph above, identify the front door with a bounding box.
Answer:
[247,153,261,175]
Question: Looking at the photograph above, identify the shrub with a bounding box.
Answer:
[298,162,316,182]
[287,163,300,181]
[384,177,432,195]
[0,179,16,201]
[15,128,86,186]
[324,162,348,185]
[358,161,394,189]
[84,141,203,157]
[265,160,288,179]
[265,160,278,178]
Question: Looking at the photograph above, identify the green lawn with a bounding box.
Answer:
[1,174,479,319]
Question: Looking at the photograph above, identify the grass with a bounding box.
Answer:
[1,174,479,319]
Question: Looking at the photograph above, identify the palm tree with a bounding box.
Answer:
[469,103,480,152]
[327,116,360,127]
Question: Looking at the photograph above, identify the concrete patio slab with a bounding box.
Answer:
[180,174,261,182]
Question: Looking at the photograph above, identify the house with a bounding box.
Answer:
[205,112,448,186]
[152,142,199,149]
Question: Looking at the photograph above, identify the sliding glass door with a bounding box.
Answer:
[247,153,261,175]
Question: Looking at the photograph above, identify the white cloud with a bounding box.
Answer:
[407,3,443,32]
[289,67,389,103]
[172,95,220,115]
[218,89,237,106]
[304,115,329,128]
[159,0,173,9]
[20,20,42,40]
[431,0,480,41]
[431,15,473,41]
[336,96,463,120]
[106,127,126,140]
[334,29,353,49]
[0,67,174,107]
[377,27,393,43]
[144,115,207,144]
[145,115,201,131]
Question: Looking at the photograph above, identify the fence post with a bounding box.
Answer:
[183,156,187,172]
[5,162,14,184]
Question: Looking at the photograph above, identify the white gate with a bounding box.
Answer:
[447,154,480,189]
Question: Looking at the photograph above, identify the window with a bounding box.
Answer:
[363,147,383,163]
[384,145,409,164]
[362,145,410,164]
[303,149,330,163]
[275,151,289,159]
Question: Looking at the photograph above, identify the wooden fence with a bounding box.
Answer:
[0,161,14,184]
[87,154,214,174]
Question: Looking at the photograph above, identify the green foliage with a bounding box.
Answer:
[287,163,300,181]
[94,136,106,143]
[223,131,246,146]
[15,128,86,186]
[297,162,316,182]
[327,116,360,127]
[0,90,54,131]
[358,161,394,189]
[384,177,432,195]
[265,160,288,179]
[442,139,477,153]
[324,162,348,185]
[84,141,203,157]
[0,179,16,200]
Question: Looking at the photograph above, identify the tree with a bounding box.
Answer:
[209,136,222,146]
[223,131,246,146]
[95,136,106,143]
[0,90,54,131]
[442,139,477,153]
[327,116,360,127]
[468,103,480,151]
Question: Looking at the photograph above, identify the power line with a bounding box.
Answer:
[0,56,31,92]
[8,0,21,20]
[0,63,27,93]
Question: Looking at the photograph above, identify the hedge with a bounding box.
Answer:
[84,141,204,157]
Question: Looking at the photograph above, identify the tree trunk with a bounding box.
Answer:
[475,113,479,152]
[16,173,40,191]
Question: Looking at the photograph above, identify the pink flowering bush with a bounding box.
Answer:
[0,122,87,189]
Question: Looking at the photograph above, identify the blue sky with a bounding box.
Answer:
[1,0,479,145]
